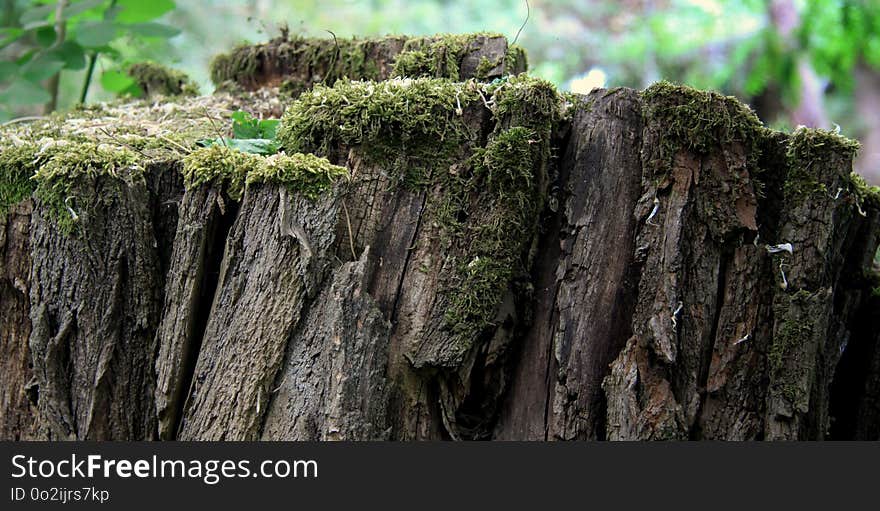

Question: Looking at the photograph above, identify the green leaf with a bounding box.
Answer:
[75,21,117,47]
[64,0,107,20]
[100,70,135,91]
[258,119,280,139]
[0,28,25,49]
[19,4,55,26]
[35,25,57,46]
[0,62,18,83]
[0,78,51,105]
[127,22,180,38]
[197,137,279,155]
[231,111,261,138]
[48,41,87,70]
[114,0,175,23]
[20,54,65,82]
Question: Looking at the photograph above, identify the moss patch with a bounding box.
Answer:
[210,35,401,87]
[246,151,348,199]
[784,127,860,203]
[390,32,503,80]
[278,73,559,364]
[183,145,346,201]
[641,81,765,173]
[128,62,199,97]
[32,141,143,234]
[0,143,40,220]
[442,126,543,343]
[278,77,481,181]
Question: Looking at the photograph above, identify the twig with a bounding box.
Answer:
[98,127,150,159]
[512,0,530,47]
[157,134,190,154]
[202,107,228,147]
[2,116,45,126]
[324,29,340,86]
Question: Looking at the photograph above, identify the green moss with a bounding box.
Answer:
[277,73,559,363]
[31,141,143,234]
[391,33,504,80]
[442,126,542,343]
[182,144,258,200]
[128,62,199,97]
[784,127,860,203]
[848,170,880,213]
[278,77,481,177]
[0,143,40,220]
[769,288,822,410]
[641,81,765,173]
[211,35,402,87]
[246,152,348,199]
[490,74,561,135]
[504,44,528,75]
[183,145,346,201]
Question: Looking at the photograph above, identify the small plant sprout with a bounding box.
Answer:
[734,333,751,346]
[765,243,793,255]
[778,260,789,290]
[832,122,842,135]
[455,91,463,116]
[671,301,684,330]
[64,196,79,223]
[646,197,661,226]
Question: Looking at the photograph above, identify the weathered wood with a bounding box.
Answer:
[0,200,39,440]
[27,171,163,440]
[0,64,877,442]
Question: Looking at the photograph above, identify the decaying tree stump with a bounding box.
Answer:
[1,33,878,441]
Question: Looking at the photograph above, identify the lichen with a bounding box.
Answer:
[183,145,346,201]
[128,62,199,97]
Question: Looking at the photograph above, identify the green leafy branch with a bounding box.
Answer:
[0,0,180,118]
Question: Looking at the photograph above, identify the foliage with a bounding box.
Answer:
[0,0,180,119]
[197,110,281,155]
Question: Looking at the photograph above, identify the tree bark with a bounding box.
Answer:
[1,40,878,441]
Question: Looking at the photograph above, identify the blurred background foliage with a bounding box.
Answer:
[2,0,880,182]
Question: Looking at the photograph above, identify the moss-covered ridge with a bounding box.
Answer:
[0,91,305,232]
[210,32,527,91]
[641,81,766,171]
[182,144,347,201]
[275,74,560,365]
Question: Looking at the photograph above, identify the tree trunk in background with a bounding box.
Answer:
[1,35,878,441]
[855,64,880,185]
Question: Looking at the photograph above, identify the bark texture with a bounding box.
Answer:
[1,37,878,441]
